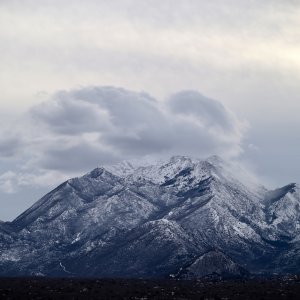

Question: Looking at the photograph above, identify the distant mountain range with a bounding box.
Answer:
[1,155,300,278]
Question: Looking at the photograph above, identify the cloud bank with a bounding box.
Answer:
[0,86,247,193]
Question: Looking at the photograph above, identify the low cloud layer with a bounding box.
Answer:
[0,86,247,194]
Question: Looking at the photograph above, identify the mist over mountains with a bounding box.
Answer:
[1,155,300,278]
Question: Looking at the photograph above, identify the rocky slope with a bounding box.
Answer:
[0,155,299,278]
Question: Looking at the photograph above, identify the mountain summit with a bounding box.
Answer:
[1,155,300,278]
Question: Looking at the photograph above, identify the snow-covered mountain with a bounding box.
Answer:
[0,155,300,278]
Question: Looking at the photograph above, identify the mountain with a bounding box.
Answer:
[0,155,300,278]
[178,250,249,279]
[0,221,13,241]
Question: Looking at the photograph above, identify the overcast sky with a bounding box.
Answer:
[1,0,300,220]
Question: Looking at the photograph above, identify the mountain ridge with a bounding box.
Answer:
[1,155,300,278]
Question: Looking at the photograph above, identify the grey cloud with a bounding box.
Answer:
[168,91,239,133]
[71,87,160,129]
[0,86,247,195]
[40,143,118,172]
[30,93,111,135]
[71,87,174,155]
[105,127,173,156]
[0,136,22,158]
[25,86,246,173]
[168,121,227,154]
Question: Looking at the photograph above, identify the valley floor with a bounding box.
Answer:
[1,277,300,299]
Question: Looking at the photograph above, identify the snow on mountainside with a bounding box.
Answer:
[0,155,300,278]
[264,183,300,238]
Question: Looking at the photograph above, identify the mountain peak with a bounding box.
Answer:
[88,167,106,178]
[206,155,225,166]
[265,183,297,206]
[169,155,195,163]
